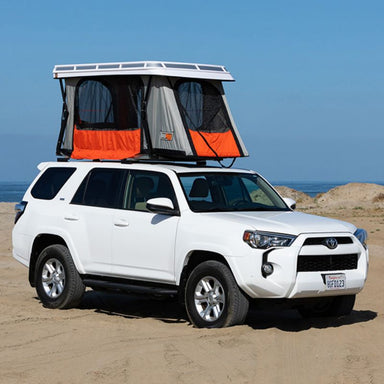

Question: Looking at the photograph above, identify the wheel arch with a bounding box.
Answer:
[181,252,250,328]
[177,250,231,303]
[29,234,68,287]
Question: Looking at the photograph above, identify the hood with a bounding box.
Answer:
[207,211,356,236]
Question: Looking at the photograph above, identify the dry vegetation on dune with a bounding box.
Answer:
[0,183,384,383]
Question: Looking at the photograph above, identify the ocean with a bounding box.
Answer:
[0,182,31,203]
[270,181,347,197]
[1,180,383,203]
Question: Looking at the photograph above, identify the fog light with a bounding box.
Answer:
[262,262,274,276]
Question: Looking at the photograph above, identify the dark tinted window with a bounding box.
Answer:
[31,167,76,200]
[124,171,177,212]
[71,168,126,209]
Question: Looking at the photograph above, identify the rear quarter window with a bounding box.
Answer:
[31,167,76,200]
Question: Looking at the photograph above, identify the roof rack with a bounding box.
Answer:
[53,61,234,81]
[121,158,210,168]
[56,156,218,168]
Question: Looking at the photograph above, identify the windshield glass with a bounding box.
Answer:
[179,172,289,212]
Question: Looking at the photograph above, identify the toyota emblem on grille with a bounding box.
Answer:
[324,237,338,249]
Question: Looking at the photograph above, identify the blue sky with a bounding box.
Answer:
[0,0,383,182]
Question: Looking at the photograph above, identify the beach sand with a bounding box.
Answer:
[1,184,383,384]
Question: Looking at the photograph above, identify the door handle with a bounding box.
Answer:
[114,219,129,227]
[64,215,79,221]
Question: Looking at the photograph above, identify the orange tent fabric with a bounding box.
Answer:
[189,130,241,158]
[71,127,141,160]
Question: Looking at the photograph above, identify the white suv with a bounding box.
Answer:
[12,161,369,328]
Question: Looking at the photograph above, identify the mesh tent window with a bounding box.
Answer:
[76,79,115,129]
[176,80,231,134]
[74,77,143,130]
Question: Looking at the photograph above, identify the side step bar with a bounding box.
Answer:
[83,278,178,297]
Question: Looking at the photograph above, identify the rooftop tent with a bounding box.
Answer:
[53,61,248,161]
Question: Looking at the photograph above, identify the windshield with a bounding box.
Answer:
[179,172,289,212]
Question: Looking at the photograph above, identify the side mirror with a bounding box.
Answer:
[283,197,296,210]
[146,198,179,216]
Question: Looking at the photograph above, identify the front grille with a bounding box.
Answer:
[302,237,353,246]
[297,254,358,272]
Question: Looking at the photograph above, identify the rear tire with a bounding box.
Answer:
[185,260,249,328]
[35,244,85,309]
[298,295,355,318]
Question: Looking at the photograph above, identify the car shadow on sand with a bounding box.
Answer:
[76,290,377,331]
[245,306,377,332]
[78,290,188,324]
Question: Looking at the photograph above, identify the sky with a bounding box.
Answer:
[0,0,383,182]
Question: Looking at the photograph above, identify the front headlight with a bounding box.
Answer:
[354,228,368,248]
[243,230,296,249]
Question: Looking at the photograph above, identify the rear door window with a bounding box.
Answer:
[71,168,127,209]
[31,167,76,200]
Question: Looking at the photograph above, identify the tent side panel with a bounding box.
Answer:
[221,93,248,157]
[67,76,143,160]
[147,77,194,157]
[71,127,141,160]
[189,130,241,157]
[59,78,79,155]
[174,79,247,159]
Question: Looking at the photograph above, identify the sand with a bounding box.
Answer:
[1,184,384,384]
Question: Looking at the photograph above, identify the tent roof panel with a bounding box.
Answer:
[53,61,235,81]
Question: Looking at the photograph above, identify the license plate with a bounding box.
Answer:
[325,274,346,290]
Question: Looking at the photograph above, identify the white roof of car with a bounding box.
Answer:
[53,61,235,81]
[38,161,253,175]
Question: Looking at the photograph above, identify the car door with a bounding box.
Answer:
[111,170,179,283]
[68,167,127,274]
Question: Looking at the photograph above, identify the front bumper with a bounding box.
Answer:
[231,232,368,299]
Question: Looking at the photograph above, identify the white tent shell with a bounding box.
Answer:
[53,61,235,81]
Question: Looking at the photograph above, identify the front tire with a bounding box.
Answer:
[185,260,249,328]
[35,244,85,309]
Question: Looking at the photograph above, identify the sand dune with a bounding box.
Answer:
[276,182,384,209]
[315,183,384,207]
[1,187,384,383]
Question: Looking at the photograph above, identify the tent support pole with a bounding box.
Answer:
[141,76,154,156]
[56,79,69,157]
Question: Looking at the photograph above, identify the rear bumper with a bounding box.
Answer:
[13,249,29,267]
[12,229,31,268]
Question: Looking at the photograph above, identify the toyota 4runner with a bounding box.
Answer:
[12,161,369,328]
